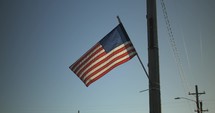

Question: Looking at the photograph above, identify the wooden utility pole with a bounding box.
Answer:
[189,85,205,113]
[146,0,161,113]
[200,101,208,113]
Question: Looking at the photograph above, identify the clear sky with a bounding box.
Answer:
[1,0,215,113]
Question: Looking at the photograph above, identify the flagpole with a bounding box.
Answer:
[136,54,149,79]
[117,16,122,24]
[117,16,149,79]
[146,0,162,113]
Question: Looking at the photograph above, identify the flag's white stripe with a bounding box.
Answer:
[76,49,105,76]
[73,45,102,72]
[82,46,135,81]
[85,51,136,85]
[79,41,132,79]
[72,45,102,72]
[78,41,132,78]
[82,44,135,81]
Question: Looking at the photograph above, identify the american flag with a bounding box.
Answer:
[70,23,137,87]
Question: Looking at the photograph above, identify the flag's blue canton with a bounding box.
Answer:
[99,25,130,53]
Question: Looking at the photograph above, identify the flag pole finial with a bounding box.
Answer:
[117,16,122,24]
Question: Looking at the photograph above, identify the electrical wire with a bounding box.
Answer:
[159,0,191,95]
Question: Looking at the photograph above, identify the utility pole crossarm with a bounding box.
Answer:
[189,92,205,95]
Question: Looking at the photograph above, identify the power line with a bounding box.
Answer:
[159,0,190,93]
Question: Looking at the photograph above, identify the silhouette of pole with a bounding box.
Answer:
[146,0,161,113]
[189,85,205,113]
[200,101,208,113]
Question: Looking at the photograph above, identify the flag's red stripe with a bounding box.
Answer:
[72,44,102,71]
[83,49,136,83]
[80,47,122,80]
[80,45,135,81]
[75,47,104,72]
[80,44,134,81]
[73,48,105,76]
[76,50,106,77]
[70,43,101,71]
[85,53,136,87]
[83,48,136,84]
[75,42,133,76]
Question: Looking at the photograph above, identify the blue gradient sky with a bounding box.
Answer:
[1,0,215,113]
